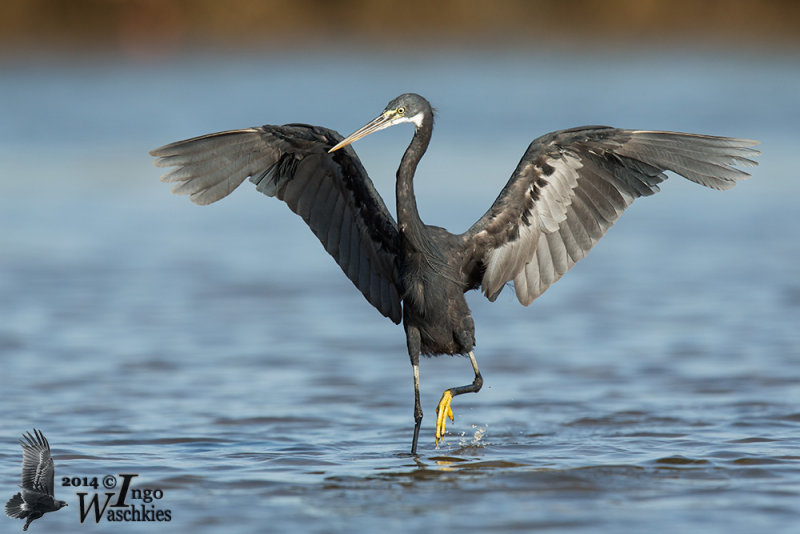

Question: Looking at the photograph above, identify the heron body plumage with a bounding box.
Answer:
[151,93,758,454]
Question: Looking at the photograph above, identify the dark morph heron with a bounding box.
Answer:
[5,429,68,531]
[151,93,758,454]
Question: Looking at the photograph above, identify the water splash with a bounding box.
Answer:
[457,424,487,448]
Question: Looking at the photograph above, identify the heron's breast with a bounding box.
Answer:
[402,270,475,354]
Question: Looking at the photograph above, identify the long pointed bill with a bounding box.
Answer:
[328,112,394,153]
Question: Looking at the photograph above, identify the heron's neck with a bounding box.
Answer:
[396,125,431,246]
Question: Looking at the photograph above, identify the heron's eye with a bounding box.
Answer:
[396,107,405,115]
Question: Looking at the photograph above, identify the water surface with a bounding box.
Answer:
[1,49,798,532]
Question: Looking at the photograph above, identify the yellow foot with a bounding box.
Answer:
[435,389,455,445]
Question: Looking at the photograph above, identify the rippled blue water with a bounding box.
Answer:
[1,47,799,533]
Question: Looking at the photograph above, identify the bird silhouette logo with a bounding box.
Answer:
[5,429,68,531]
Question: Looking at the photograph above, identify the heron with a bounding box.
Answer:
[151,93,758,454]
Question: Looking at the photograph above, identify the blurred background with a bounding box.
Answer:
[1,1,799,533]
[2,0,800,55]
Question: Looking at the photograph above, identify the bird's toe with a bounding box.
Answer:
[435,389,455,445]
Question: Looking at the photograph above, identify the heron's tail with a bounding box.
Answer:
[5,492,26,519]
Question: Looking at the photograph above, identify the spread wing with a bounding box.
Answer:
[461,127,759,304]
[19,429,55,496]
[151,124,402,323]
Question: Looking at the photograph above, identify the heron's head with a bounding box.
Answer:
[329,93,433,153]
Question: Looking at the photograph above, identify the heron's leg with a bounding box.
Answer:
[411,362,422,455]
[406,327,423,455]
[435,350,483,445]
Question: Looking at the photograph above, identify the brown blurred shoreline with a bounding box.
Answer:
[2,0,799,59]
